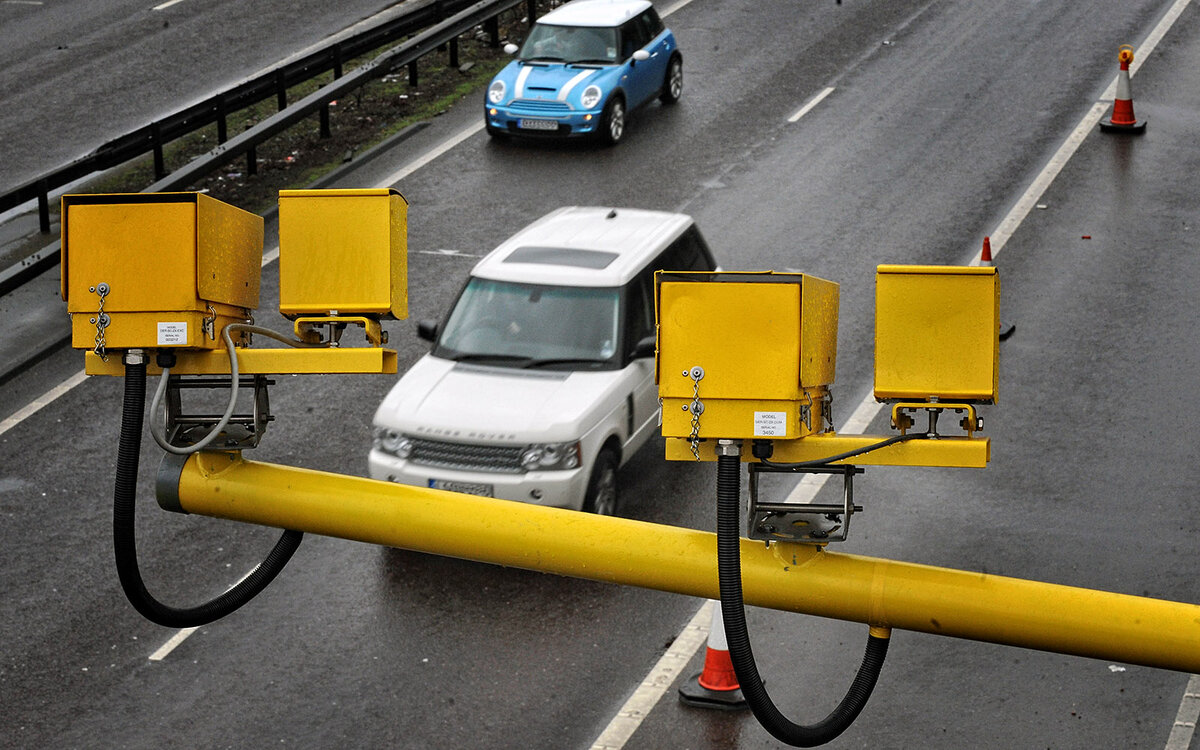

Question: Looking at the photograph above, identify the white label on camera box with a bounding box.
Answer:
[157,322,188,346]
[754,411,787,437]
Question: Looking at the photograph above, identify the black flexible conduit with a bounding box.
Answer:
[717,448,889,747]
[115,357,303,628]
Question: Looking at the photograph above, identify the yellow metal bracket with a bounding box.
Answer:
[293,316,385,347]
[891,401,981,438]
[666,432,990,468]
[84,346,397,376]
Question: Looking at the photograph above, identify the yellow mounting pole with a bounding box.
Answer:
[166,452,1200,673]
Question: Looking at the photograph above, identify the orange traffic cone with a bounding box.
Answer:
[1100,45,1146,133]
[678,601,747,710]
[980,237,1015,341]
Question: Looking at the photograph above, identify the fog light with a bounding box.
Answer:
[529,489,544,500]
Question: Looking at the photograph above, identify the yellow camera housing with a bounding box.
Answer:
[656,271,839,441]
[60,193,263,351]
[874,265,999,404]
[277,188,408,320]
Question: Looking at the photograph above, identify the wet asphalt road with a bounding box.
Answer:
[3,1,1200,748]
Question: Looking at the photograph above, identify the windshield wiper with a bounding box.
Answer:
[453,353,535,366]
[523,357,609,369]
[524,55,565,62]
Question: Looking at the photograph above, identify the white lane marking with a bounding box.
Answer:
[417,249,483,258]
[989,0,1189,259]
[618,2,1200,747]
[148,627,199,661]
[3,1,45,5]
[152,0,187,9]
[590,600,714,750]
[0,370,87,438]
[377,122,483,187]
[788,86,835,123]
[1153,7,1200,739]
[1166,675,1200,750]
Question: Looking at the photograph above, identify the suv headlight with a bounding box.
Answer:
[488,79,507,104]
[521,441,581,471]
[580,85,602,109]
[373,427,413,459]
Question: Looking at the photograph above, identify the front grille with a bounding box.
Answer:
[408,437,525,473]
[511,99,572,114]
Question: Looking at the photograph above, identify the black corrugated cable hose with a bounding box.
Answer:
[114,357,302,628]
[716,450,889,747]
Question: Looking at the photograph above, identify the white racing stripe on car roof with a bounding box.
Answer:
[514,65,533,99]
[558,69,597,101]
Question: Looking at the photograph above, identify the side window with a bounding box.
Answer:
[624,272,655,357]
[657,225,717,272]
[620,19,648,59]
[637,9,664,42]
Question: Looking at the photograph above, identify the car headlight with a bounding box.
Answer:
[520,441,581,471]
[374,427,413,459]
[488,79,507,104]
[580,85,602,109]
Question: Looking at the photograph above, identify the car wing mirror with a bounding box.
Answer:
[632,334,656,358]
[632,49,650,62]
[417,319,439,343]
[504,42,519,55]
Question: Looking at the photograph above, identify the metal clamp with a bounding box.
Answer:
[747,463,865,544]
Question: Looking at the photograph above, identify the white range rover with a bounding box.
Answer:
[369,206,717,515]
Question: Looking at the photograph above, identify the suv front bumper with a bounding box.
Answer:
[368,448,590,511]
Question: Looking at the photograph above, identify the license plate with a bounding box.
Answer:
[428,478,494,497]
[518,118,559,131]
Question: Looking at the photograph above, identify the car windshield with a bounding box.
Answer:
[436,278,621,370]
[518,23,619,64]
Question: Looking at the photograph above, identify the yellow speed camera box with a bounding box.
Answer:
[656,271,839,440]
[874,264,998,404]
[60,192,263,350]
[277,188,408,320]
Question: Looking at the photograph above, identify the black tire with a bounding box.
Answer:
[660,55,683,104]
[582,449,619,516]
[598,95,626,146]
[485,123,508,139]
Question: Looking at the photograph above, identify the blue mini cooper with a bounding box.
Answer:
[485,0,682,145]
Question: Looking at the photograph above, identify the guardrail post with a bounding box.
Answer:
[527,0,537,24]
[408,60,419,87]
[247,146,258,176]
[485,17,499,47]
[217,95,228,144]
[275,70,288,111]
[152,123,166,180]
[36,179,50,234]
[319,103,332,139]
[449,38,460,68]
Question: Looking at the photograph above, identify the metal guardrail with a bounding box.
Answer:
[0,0,533,298]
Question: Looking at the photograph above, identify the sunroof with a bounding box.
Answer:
[504,246,619,269]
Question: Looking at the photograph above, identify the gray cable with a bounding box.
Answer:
[149,323,325,454]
